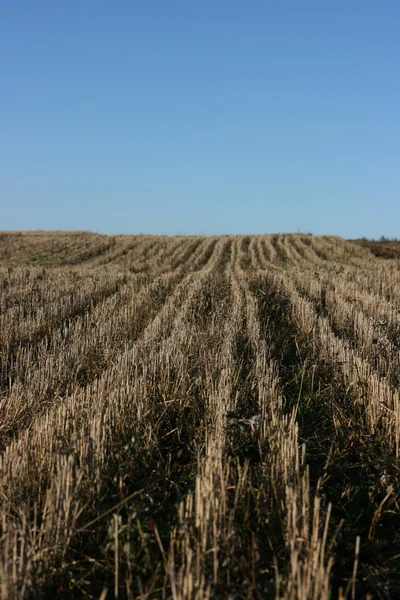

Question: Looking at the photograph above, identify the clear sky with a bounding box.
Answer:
[1,1,399,238]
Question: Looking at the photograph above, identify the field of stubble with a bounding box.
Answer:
[1,231,400,600]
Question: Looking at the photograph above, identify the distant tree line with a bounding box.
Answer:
[361,236,399,242]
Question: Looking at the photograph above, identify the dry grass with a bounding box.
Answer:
[0,231,399,599]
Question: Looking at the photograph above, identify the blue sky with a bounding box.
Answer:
[1,1,399,237]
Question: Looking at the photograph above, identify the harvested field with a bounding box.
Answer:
[1,231,400,599]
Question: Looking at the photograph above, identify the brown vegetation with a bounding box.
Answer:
[351,238,400,260]
[1,232,400,599]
